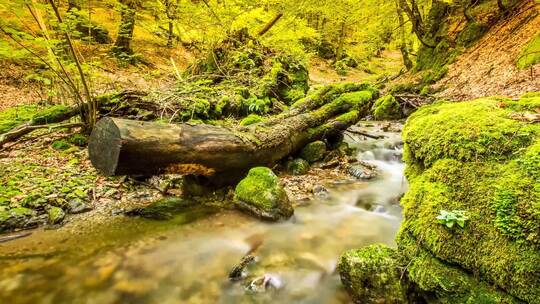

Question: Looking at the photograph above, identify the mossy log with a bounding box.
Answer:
[88,84,377,176]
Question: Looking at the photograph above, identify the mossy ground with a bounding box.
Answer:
[517,33,540,69]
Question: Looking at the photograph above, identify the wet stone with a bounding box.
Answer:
[68,199,93,214]
[246,274,283,293]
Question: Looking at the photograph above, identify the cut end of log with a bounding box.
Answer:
[88,117,122,176]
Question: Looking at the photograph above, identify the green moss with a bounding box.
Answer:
[400,159,540,302]
[68,134,88,146]
[517,33,540,69]
[0,207,35,232]
[285,158,310,175]
[398,94,540,303]
[32,105,71,124]
[51,140,71,151]
[126,197,198,220]
[456,22,488,47]
[0,105,38,133]
[338,244,409,303]
[234,167,293,221]
[402,98,539,170]
[398,233,521,304]
[240,114,265,126]
[299,141,327,163]
[372,95,402,120]
[48,206,65,224]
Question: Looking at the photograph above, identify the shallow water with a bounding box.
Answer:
[0,122,406,304]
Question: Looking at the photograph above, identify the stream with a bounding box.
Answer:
[0,122,406,304]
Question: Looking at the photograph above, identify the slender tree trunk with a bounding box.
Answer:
[114,0,137,54]
[396,1,413,70]
[335,21,346,62]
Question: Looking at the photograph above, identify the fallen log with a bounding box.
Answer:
[88,84,377,176]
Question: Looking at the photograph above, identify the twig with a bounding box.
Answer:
[346,129,386,139]
[0,122,83,148]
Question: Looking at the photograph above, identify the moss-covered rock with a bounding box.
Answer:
[402,97,539,174]
[372,94,402,120]
[240,114,265,126]
[125,197,197,220]
[47,206,65,224]
[398,94,540,303]
[299,141,327,163]
[285,158,310,175]
[234,167,293,221]
[341,94,540,303]
[0,207,36,232]
[338,244,409,303]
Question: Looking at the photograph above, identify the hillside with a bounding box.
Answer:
[436,0,540,100]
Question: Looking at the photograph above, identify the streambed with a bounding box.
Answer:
[0,122,406,304]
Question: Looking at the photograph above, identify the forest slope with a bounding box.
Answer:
[436,0,540,100]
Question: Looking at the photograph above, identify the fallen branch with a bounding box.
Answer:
[0,122,83,147]
[346,128,385,139]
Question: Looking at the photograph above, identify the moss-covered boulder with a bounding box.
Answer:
[399,94,540,303]
[340,94,540,303]
[299,141,327,163]
[234,167,293,221]
[285,158,310,175]
[338,244,409,303]
[47,206,65,225]
[372,94,402,120]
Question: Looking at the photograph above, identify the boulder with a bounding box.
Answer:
[234,167,293,221]
[338,244,409,303]
[300,141,327,163]
[47,206,65,224]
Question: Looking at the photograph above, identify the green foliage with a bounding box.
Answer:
[517,33,540,69]
[436,210,468,228]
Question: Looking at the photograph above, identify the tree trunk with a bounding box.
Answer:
[396,1,413,70]
[335,21,346,62]
[88,85,376,176]
[114,0,137,54]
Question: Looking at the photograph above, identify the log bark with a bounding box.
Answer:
[88,86,376,176]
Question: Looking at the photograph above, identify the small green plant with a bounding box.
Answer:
[437,210,469,228]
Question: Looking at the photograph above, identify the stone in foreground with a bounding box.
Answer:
[338,244,408,304]
[234,167,293,221]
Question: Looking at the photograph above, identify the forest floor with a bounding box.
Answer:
[435,0,540,100]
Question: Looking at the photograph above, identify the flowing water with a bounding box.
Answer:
[0,122,406,304]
